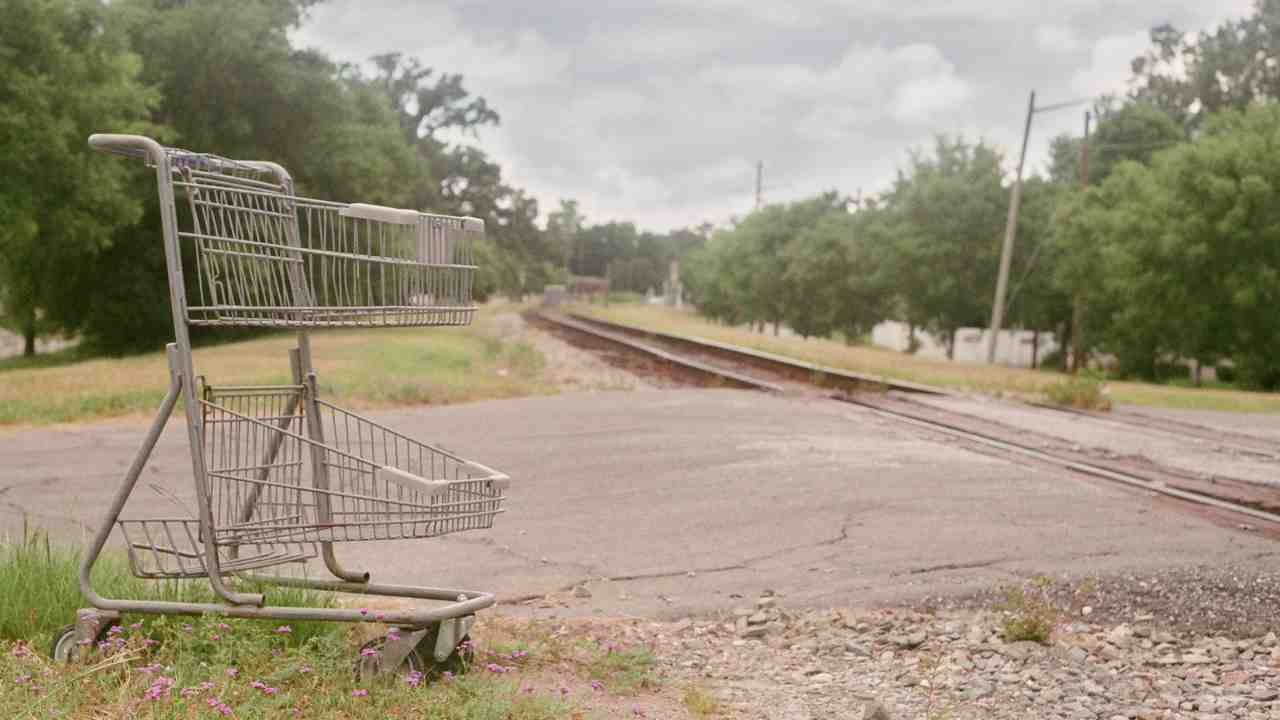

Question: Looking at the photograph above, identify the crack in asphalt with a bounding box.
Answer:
[498,518,855,605]
[898,557,1011,577]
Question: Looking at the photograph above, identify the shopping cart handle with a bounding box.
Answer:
[88,133,166,162]
[376,466,453,497]
[340,203,421,226]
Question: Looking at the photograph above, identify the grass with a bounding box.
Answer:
[0,307,556,426]
[682,685,721,716]
[0,530,670,719]
[572,303,1280,413]
[995,577,1057,644]
[1044,369,1113,411]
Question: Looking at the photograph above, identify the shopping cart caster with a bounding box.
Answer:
[356,616,474,680]
[50,609,120,662]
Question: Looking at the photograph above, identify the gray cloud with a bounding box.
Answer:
[293,0,1250,230]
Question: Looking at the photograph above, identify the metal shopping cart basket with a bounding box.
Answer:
[54,134,509,677]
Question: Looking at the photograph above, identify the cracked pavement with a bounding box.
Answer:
[1,389,1275,618]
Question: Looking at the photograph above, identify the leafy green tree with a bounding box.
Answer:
[1002,177,1071,366]
[0,0,156,355]
[1062,104,1280,388]
[1130,0,1280,128]
[780,208,891,341]
[1046,102,1184,187]
[879,136,1007,357]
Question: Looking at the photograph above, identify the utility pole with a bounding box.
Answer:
[986,90,1036,365]
[755,161,763,210]
[1070,110,1091,373]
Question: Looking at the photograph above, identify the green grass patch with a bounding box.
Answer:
[0,524,337,650]
[0,532,598,719]
[581,642,658,695]
[0,307,557,426]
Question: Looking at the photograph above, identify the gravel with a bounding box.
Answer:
[605,578,1280,719]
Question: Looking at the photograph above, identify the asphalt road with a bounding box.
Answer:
[2,389,1274,618]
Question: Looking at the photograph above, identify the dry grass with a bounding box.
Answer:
[573,303,1280,413]
[0,307,556,426]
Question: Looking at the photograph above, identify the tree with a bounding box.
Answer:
[1046,102,1184,187]
[0,0,156,355]
[780,208,891,341]
[879,136,1007,357]
[1130,0,1280,128]
[1060,104,1280,388]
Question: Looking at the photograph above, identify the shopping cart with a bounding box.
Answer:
[54,134,510,677]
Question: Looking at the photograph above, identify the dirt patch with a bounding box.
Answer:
[476,310,656,393]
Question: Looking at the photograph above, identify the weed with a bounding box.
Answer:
[1044,369,1113,411]
[582,642,657,694]
[995,576,1057,644]
[682,684,721,716]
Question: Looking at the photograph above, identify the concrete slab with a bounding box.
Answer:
[1,390,1273,618]
[1120,404,1280,443]
[912,394,1280,488]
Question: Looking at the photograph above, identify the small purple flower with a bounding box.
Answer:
[375,612,386,621]
[386,632,400,642]
[510,649,528,660]
[15,674,31,684]
[217,623,230,630]
[484,663,509,673]
[199,681,215,691]
[358,608,369,616]
[130,622,143,630]
[590,680,604,691]
[10,643,30,658]
[405,670,423,687]
[298,664,312,674]
[108,625,123,636]
[441,671,454,681]
[217,703,233,716]
[360,647,378,657]
[225,667,239,678]
[143,638,159,646]
[274,625,291,634]
[262,687,277,696]
[250,680,267,690]
[351,688,368,697]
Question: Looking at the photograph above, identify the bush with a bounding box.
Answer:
[996,577,1057,644]
[1044,369,1112,411]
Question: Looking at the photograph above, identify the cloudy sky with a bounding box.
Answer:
[293,1,1250,231]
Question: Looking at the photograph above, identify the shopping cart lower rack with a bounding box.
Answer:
[55,134,510,678]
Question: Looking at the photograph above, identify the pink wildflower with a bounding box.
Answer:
[590,680,604,691]
[274,625,291,634]
[484,663,509,673]
[360,647,378,657]
[358,608,369,616]
[351,688,368,697]
[225,667,238,678]
[405,670,423,687]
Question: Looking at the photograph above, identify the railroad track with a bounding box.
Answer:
[535,309,1280,534]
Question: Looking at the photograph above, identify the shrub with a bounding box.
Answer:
[996,577,1057,643]
[1044,369,1112,411]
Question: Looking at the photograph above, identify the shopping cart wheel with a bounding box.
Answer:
[49,624,105,663]
[355,625,473,680]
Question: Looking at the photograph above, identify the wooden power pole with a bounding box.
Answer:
[1070,110,1091,373]
[986,90,1037,364]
